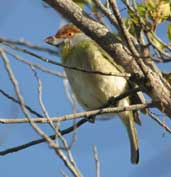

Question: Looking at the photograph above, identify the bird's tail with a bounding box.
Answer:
[119,99,139,164]
[125,113,139,164]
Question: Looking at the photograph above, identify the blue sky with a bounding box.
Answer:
[0,0,171,177]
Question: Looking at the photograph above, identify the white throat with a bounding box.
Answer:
[70,33,90,46]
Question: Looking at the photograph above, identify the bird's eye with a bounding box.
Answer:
[68,32,73,37]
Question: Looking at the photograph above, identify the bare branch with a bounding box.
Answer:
[0,88,43,117]
[2,42,130,78]
[3,47,66,78]
[0,49,82,177]
[93,145,100,177]
[0,102,153,124]
[109,0,139,56]
[63,78,78,113]
[0,37,59,55]
[0,119,88,155]
[31,67,57,131]
[148,112,171,133]
[61,170,69,177]
[93,0,118,29]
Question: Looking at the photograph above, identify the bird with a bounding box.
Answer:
[45,23,142,164]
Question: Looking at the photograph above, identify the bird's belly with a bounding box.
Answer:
[65,69,127,110]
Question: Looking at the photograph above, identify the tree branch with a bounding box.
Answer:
[0,88,43,117]
[0,37,59,55]
[2,43,130,78]
[0,49,82,177]
[0,102,152,124]
[0,119,88,155]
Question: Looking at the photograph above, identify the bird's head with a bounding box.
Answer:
[44,24,84,49]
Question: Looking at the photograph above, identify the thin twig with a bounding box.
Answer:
[63,78,78,158]
[56,123,78,168]
[0,88,43,117]
[0,37,59,55]
[61,170,69,177]
[31,67,57,131]
[3,47,66,78]
[1,43,131,77]
[0,49,82,177]
[63,78,78,113]
[30,56,78,169]
[0,103,153,124]
[93,0,119,30]
[148,111,171,133]
[0,119,88,155]
[109,0,139,57]
[93,145,100,177]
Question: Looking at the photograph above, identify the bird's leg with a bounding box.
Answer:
[84,115,96,123]
[102,96,118,108]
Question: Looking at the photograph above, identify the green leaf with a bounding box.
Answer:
[128,4,147,26]
[73,0,93,8]
[148,32,165,50]
[136,4,146,18]
[145,0,170,24]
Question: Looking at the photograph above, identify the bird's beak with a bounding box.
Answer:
[44,36,64,47]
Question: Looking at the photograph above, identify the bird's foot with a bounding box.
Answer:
[85,115,96,123]
[106,96,117,107]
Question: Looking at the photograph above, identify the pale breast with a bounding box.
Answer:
[64,46,128,110]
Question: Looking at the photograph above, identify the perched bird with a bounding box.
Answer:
[45,24,141,164]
